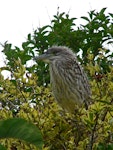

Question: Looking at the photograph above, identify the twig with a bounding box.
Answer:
[89,113,99,150]
[102,98,113,121]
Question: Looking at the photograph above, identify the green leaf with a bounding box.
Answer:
[28,33,31,41]
[97,143,113,150]
[100,7,107,14]
[81,16,90,22]
[109,13,113,18]
[97,143,106,150]
[107,144,113,150]
[89,112,94,121]
[0,144,7,150]
[0,118,44,149]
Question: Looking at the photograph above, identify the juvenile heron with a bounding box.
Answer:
[35,46,91,113]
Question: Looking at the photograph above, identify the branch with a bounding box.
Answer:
[89,113,99,150]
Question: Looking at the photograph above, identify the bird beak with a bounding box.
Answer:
[34,53,51,63]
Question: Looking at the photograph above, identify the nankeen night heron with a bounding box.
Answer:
[35,46,91,113]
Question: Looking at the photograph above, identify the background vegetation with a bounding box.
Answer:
[0,7,113,149]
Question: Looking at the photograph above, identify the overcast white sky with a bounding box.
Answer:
[0,0,113,67]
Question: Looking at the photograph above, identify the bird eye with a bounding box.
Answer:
[52,51,57,55]
[46,48,61,56]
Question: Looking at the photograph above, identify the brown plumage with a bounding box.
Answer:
[35,46,91,113]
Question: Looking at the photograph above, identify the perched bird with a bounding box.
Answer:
[35,46,91,113]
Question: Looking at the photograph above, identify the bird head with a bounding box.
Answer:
[34,46,74,63]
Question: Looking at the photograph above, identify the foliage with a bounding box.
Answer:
[0,118,43,149]
[1,8,113,86]
[0,144,7,150]
[0,8,113,150]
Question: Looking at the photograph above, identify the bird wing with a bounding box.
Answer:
[56,58,91,107]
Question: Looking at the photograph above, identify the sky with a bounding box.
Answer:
[0,0,113,67]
